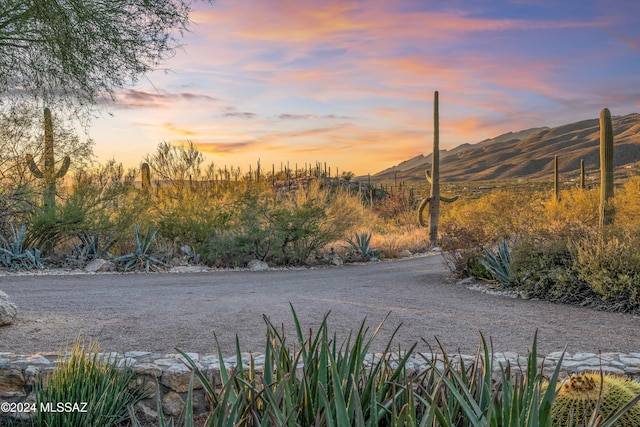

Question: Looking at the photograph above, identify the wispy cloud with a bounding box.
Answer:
[278,113,353,120]
[222,111,257,119]
[114,89,219,109]
[162,122,197,136]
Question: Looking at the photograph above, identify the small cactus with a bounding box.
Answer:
[26,108,71,212]
[418,91,458,246]
[599,107,615,226]
[548,373,640,426]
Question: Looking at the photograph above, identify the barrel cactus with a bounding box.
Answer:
[548,373,640,426]
[418,91,458,246]
[26,107,71,213]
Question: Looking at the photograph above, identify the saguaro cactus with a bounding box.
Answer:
[579,159,586,190]
[141,162,151,191]
[553,155,560,202]
[599,107,614,226]
[418,91,458,246]
[26,108,71,212]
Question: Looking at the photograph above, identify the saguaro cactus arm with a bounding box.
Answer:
[56,157,71,178]
[26,154,44,178]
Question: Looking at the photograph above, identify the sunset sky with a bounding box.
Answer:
[91,0,640,176]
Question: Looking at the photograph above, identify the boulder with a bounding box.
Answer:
[0,290,17,326]
[398,250,412,258]
[162,391,185,416]
[330,256,343,266]
[84,258,115,273]
[248,260,269,271]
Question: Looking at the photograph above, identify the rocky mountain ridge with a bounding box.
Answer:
[372,113,640,182]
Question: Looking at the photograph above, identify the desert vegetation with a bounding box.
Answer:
[439,173,640,313]
[3,106,640,318]
[0,108,429,272]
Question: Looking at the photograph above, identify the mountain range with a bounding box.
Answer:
[372,113,640,182]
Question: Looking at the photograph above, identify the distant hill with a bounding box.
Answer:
[371,114,640,182]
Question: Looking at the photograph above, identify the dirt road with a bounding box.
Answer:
[1,255,639,356]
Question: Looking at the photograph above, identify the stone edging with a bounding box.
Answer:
[2,350,640,423]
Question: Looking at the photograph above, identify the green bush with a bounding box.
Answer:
[572,229,640,311]
[35,338,146,427]
[199,183,361,267]
[511,232,596,305]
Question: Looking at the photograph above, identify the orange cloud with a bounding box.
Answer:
[162,122,197,136]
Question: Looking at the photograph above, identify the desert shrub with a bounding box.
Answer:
[199,188,274,267]
[372,190,413,221]
[24,160,141,258]
[156,194,233,249]
[267,197,327,264]
[614,175,640,228]
[543,187,599,227]
[438,190,543,276]
[511,225,596,305]
[199,182,362,267]
[572,228,640,311]
[442,189,545,242]
[439,208,492,276]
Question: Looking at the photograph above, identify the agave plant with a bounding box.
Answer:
[480,238,515,286]
[70,231,117,265]
[0,224,45,271]
[36,338,147,427]
[112,224,165,272]
[128,307,640,426]
[344,231,379,261]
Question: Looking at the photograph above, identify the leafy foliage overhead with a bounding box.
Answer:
[0,0,209,110]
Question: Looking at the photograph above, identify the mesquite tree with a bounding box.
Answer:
[0,0,211,113]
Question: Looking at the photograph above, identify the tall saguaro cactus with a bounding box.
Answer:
[553,155,560,202]
[141,162,151,191]
[418,91,458,246]
[26,108,71,213]
[599,107,615,226]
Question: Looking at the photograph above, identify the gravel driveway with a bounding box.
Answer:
[1,254,639,356]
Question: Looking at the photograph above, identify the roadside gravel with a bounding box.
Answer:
[1,254,639,356]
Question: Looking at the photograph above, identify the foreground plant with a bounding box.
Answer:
[0,224,44,271]
[35,338,146,427]
[480,238,515,286]
[547,372,640,427]
[344,231,379,261]
[112,224,165,272]
[126,306,640,426]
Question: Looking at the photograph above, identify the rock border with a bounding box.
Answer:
[2,349,640,423]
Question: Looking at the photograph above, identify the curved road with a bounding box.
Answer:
[1,255,639,356]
